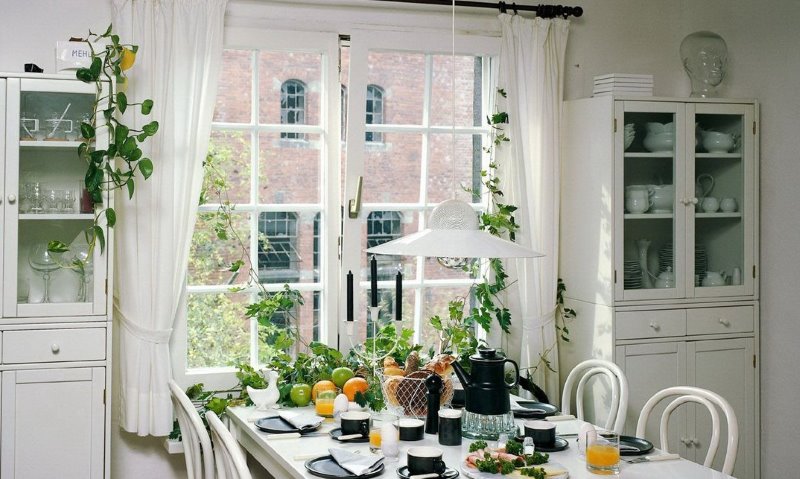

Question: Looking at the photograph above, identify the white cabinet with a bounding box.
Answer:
[559,96,759,478]
[1,368,106,479]
[0,74,112,479]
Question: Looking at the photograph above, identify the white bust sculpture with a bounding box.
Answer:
[680,31,728,98]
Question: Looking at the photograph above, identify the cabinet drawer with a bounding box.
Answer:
[616,310,686,339]
[2,328,106,363]
[687,306,754,335]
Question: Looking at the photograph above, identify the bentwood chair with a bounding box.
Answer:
[206,411,253,479]
[561,359,629,434]
[636,386,738,475]
[169,379,215,479]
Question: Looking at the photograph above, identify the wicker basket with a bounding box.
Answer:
[377,368,454,418]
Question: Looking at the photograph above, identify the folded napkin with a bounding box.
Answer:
[329,448,384,476]
[278,411,324,430]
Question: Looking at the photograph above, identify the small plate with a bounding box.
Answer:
[329,427,370,443]
[255,416,319,434]
[512,401,558,419]
[516,436,569,452]
[397,465,460,478]
[615,435,654,456]
[305,455,384,479]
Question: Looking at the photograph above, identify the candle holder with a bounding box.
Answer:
[347,306,402,367]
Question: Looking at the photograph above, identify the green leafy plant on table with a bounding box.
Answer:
[49,24,157,271]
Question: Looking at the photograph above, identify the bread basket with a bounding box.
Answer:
[377,368,454,418]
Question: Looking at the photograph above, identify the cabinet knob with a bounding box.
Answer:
[679,198,689,205]
[649,322,661,331]
[718,318,731,327]
[7,194,17,204]
[690,197,699,205]
[691,438,700,447]
[51,343,60,354]
[680,437,691,446]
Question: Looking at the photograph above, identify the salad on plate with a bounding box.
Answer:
[462,439,569,479]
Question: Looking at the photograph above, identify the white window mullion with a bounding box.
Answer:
[249,49,261,367]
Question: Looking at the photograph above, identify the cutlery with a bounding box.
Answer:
[335,433,367,441]
[265,432,326,440]
[624,453,681,464]
[619,445,642,452]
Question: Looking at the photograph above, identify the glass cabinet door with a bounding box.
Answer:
[615,101,687,301]
[687,103,755,297]
[2,78,108,318]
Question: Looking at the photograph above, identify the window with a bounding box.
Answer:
[281,79,306,140]
[365,84,384,143]
[179,26,497,386]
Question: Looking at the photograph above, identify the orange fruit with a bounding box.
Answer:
[311,380,337,402]
[342,377,369,402]
[384,366,405,377]
[120,48,136,71]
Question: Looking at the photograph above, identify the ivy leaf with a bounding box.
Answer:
[126,178,135,199]
[47,240,69,253]
[120,136,137,156]
[89,56,102,76]
[138,158,153,179]
[81,122,95,140]
[116,92,128,114]
[142,120,159,137]
[114,124,129,146]
[76,67,97,83]
[105,208,117,227]
[229,260,244,272]
[129,147,142,162]
[141,99,153,115]
[103,24,113,36]
[92,225,106,254]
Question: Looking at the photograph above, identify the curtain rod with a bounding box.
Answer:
[368,0,583,18]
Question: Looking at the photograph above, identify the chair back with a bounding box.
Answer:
[169,380,215,479]
[206,411,253,479]
[561,359,629,433]
[635,386,738,475]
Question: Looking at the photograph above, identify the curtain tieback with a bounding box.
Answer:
[524,307,557,330]
[118,312,172,344]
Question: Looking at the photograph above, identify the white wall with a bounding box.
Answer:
[2,1,797,478]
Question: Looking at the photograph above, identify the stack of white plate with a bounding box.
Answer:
[593,73,654,97]
[624,123,635,150]
[657,243,708,280]
[624,260,642,289]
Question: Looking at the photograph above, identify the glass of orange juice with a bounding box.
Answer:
[369,413,398,453]
[315,391,336,417]
[585,432,620,475]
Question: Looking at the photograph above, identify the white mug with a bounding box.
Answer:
[625,189,651,214]
[720,197,738,212]
[701,197,719,213]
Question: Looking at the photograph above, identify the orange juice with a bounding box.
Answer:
[369,429,382,448]
[586,444,620,467]
[315,400,334,417]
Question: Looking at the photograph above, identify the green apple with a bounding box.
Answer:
[331,367,355,388]
[290,383,312,407]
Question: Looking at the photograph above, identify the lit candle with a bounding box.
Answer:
[346,270,354,322]
[395,268,402,321]
[370,255,378,307]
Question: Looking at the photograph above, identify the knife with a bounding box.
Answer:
[264,432,326,440]
[625,453,681,464]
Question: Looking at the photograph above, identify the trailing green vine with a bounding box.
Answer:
[48,24,157,262]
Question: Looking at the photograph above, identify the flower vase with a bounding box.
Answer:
[636,239,653,289]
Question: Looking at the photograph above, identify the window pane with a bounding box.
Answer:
[350,288,415,344]
[189,212,252,286]
[213,50,252,123]
[430,55,481,127]
[420,286,474,351]
[188,292,251,369]
[427,133,483,204]
[367,51,425,125]
[259,51,322,125]
[257,290,320,363]
[258,211,319,284]
[259,132,321,204]
[363,133,422,203]
[361,209,419,279]
[209,130,252,205]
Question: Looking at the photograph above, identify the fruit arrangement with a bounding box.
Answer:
[379,352,456,417]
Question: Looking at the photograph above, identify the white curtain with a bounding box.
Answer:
[111,0,227,436]
[494,14,569,401]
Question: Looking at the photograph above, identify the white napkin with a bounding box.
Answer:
[278,411,323,430]
[329,448,384,476]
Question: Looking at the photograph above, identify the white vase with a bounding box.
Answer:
[636,239,653,289]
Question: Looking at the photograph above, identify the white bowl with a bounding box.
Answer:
[643,132,675,152]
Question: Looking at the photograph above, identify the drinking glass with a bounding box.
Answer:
[62,189,77,213]
[29,182,44,213]
[369,412,398,454]
[585,432,620,475]
[314,390,335,417]
[29,244,62,303]
[71,244,92,302]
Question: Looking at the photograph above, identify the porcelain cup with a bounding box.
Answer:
[625,189,651,214]
[701,197,719,213]
[720,197,738,212]
[650,185,674,212]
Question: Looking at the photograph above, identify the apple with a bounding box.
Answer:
[331,367,355,388]
[290,383,312,407]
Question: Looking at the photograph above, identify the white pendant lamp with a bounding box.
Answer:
[366,199,542,259]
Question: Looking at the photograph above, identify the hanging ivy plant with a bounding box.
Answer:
[48,24,157,258]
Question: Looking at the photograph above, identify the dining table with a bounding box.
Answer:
[226,405,735,479]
